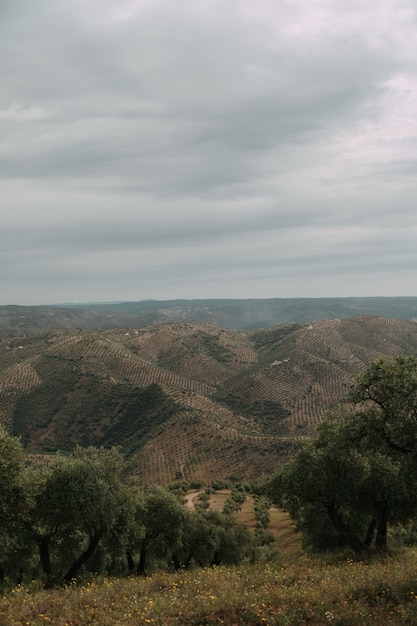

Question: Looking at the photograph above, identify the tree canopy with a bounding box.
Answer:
[0,432,259,587]
[269,356,417,553]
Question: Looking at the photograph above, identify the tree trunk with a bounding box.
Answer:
[326,505,365,553]
[172,552,181,571]
[364,518,377,548]
[36,535,53,587]
[126,549,135,573]
[16,568,23,586]
[64,532,102,584]
[375,506,388,551]
[137,542,147,576]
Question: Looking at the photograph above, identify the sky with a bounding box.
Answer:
[2,0,417,305]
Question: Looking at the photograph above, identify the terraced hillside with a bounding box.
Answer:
[1,315,417,484]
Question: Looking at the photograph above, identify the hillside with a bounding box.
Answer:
[2,296,417,333]
[1,315,417,484]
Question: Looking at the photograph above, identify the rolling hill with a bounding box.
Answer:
[1,314,417,484]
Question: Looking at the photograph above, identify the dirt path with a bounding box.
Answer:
[183,490,203,510]
[183,489,231,511]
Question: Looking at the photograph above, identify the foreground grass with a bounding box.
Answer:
[2,550,417,625]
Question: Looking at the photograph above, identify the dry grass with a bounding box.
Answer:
[2,550,417,624]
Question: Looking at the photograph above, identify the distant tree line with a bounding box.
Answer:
[0,433,275,589]
[266,356,417,553]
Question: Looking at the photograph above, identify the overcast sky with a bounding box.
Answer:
[2,0,417,305]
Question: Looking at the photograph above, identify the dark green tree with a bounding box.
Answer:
[175,508,254,568]
[0,427,30,583]
[28,446,130,586]
[176,510,222,568]
[348,355,417,455]
[207,509,254,566]
[254,495,271,529]
[270,356,417,552]
[132,486,185,576]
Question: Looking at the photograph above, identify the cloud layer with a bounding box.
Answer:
[2,0,417,304]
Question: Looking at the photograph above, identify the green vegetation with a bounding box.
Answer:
[0,427,28,584]
[15,375,182,455]
[254,495,271,529]
[0,430,266,589]
[268,356,417,553]
[103,383,181,454]
[218,394,290,434]
[3,355,417,622]
[13,367,80,446]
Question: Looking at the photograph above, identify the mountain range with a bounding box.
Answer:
[2,296,417,333]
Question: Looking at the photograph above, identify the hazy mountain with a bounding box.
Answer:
[2,297,417,334]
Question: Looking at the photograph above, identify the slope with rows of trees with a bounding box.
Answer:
[1,316,417,484]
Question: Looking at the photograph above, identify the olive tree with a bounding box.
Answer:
[28,446,131,586]
[0,427,30,583]
[130,486,185,576]
[270,356,417,552]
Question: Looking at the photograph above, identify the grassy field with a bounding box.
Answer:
[2,550,417,624]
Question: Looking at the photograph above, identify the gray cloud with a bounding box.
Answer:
[2,0,417,304]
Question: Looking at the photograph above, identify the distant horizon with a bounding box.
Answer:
[3,295,417,309]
